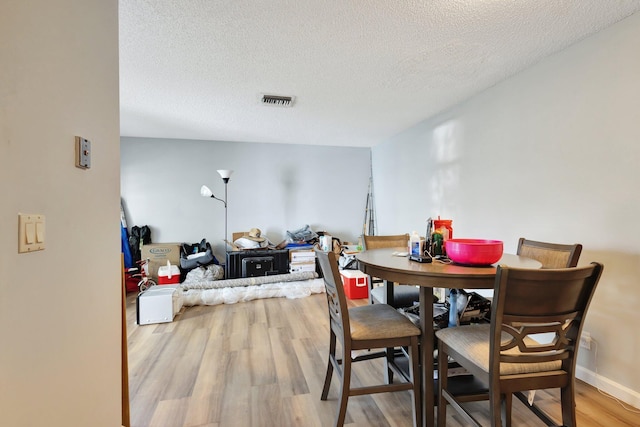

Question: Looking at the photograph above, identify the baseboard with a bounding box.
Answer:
[576,365,640,409]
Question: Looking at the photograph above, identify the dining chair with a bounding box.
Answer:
[316,249,422,427]
[516,237,582,268]
[435,262,604,427]
[362,234,421,308]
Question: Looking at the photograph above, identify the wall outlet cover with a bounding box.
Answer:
[75,136,91,169]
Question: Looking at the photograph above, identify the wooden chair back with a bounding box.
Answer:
[316,250,350,342]
[436,261,604,427]
[363,234,409,250]
[516,238,582,268]
[362,234,417,306]
[491,262,603,373]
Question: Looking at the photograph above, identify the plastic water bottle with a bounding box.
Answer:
[409,231,422,257]
[448,289,458,328]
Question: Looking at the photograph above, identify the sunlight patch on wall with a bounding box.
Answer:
[429,120,462,215]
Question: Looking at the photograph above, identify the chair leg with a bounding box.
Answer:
[335,353,351,427]
[560,383,577,427]
[321,332,337,400]
[489,389,503,427]
[437,343,448,427]
[501,393,512,427]
[384,346,395,384]
[409,337,422,427]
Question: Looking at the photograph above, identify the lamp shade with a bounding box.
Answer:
[217,169,233,180]
[200,185,213,198]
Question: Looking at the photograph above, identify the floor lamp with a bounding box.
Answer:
[200,169,233,251]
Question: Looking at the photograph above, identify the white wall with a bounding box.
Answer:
[373,12,640,406]
[0,1,122,426]
[121,137,371,260]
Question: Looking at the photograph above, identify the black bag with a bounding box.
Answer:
[180,238,218,271]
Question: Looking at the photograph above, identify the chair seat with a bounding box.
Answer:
[436,324,562,376]
[371,284,420,308]
[349,304,421,341]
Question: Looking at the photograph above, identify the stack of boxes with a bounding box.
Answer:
[289,247,317,273]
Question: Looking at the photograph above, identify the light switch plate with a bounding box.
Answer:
[18,214,45,253]
[75,136,91,169]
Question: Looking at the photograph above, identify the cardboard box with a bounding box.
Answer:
[340,270,370,299]
[290,261,316,273]
[141,243,182,280]
[290,249,316,262]
[136,285,183,325]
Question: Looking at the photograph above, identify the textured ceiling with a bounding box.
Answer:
[119,1,640,147]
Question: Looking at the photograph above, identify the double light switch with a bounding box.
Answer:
[18,214,45,253]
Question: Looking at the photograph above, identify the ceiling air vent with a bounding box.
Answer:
[261,94,295,107]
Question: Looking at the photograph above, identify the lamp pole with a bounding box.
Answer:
[223,177,229,248]
[217,170,233,251]
[201,170,233,260]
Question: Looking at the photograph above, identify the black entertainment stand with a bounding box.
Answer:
[225,249,290,279]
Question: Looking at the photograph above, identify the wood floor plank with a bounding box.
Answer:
[189,315,231,399]
[217,348,252,426]
[126,292,640,427]
[269,324,310,397]
[250,383,285,427]
[147,398,188,427]
[160,326,208,400]
[181,393,221,427]
[280,393,327,427]
[291,337,337,427]
[248,320,277,387]
[227,305,251,352]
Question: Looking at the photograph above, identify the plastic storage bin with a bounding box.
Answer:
[136,285,183,325]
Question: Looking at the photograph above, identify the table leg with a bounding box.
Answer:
[383,280,395,384]
[419,286,434,427]
[384,279,395,306]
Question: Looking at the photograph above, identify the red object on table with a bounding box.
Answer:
[433,218,453,239]
[445,239,504,265]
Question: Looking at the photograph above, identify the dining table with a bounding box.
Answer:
[356,247,542,427]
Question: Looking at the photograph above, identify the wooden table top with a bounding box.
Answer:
[356,247,542,289]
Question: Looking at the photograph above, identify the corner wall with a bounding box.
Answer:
[373,12,640,405]
[0,1,122,425]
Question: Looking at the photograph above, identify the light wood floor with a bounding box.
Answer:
[126,291,640,427]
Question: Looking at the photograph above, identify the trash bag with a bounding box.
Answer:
[129,225,151,265]
[286,224,318,244]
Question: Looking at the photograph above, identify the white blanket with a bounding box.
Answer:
[181,278,325,306]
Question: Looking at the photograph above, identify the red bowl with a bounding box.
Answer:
[445,239,504,266]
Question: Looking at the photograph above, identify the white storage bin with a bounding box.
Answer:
[136,285,183,325]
